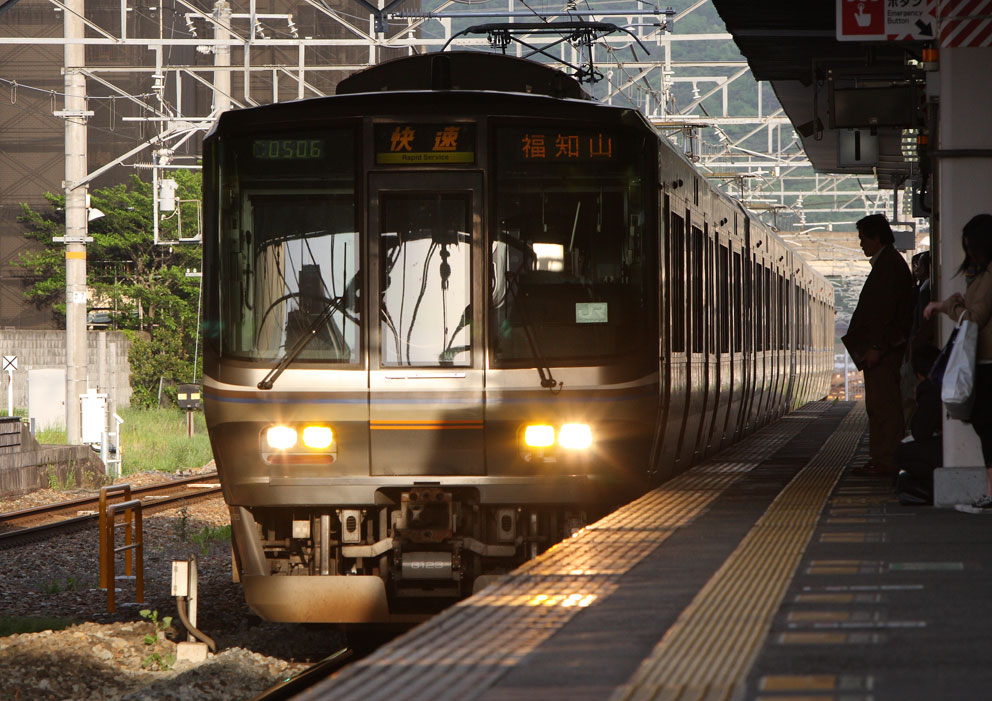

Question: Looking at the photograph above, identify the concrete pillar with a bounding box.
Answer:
[937,46,992,468]
[63,0,88,445]
[213,1,232,114]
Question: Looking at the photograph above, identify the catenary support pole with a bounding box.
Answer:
[63,0,90,445]
[213,0,232,114]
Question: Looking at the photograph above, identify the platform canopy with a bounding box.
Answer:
[710,1,925,189]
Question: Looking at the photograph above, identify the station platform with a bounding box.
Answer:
[300,401,992,700]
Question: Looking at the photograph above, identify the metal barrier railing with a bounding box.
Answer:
[99,485,132,588]
[99,486,144,613]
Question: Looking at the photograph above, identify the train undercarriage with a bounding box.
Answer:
[230,488,594,622]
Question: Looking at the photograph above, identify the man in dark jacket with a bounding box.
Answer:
[843,214,916,475]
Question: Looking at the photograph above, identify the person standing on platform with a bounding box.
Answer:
[901,251,938,424]
[843,213,915,476]
[924,213,992,513]
[911,251,936,353]
[895,344,943,505]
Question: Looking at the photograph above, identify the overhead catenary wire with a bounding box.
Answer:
[0,75,156,102]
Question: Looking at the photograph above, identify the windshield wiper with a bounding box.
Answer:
[505,265,561,393]
[516,298,562,392]
[257,299,345,390]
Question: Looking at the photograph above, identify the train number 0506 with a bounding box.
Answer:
[252,139,324,160]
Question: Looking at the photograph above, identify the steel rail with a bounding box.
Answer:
[249,648,355,701]
[0,473,223,549]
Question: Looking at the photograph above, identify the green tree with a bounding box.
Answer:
[17,170,203,407]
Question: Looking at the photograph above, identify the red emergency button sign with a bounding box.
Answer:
[837,0,884,40]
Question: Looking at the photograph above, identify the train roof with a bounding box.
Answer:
[336,51,592,101]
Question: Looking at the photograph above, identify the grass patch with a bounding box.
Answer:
[20,407,213,474]
[0,616,77,637]
[191,523,232,555]
[36,424,67,445]
[119,407,213,474]
[45,465,77,491]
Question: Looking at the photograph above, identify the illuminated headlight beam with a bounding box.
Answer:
[265,425,298,450]
[558,423,592,450]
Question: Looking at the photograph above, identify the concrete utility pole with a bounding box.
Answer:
[61,0,91,444]
[213,0,232,114]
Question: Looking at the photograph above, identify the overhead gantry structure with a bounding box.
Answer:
[0,0,895,232]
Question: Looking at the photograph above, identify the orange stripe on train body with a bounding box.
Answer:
[370,421,484,430]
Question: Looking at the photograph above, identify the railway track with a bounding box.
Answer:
[0,473,224,549]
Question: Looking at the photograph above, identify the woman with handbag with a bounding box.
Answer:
[924,213,992,513]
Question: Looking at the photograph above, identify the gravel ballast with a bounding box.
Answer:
[0,466,347,700]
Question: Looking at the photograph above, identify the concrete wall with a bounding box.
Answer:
[0,330,131,413]
[0,418,106,498]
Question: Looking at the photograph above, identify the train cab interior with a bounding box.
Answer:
[490,127,654,369]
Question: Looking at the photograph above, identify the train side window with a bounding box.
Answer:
[764,267,772,352]
[708,237,716,353]
[670,214,686,353]
[718,244,730,354]
[801,289,808,349]
[733,251,742,353]
[691,226,704,353]
[780,275,788,351]
[797,288,803,349]
[754,262,763,352]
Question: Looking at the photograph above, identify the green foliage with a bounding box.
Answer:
[0,616,77,637]
[191,524,232,556]
[175,502,191,542]
[17,171,204,406]
[35,424,67,444]
[173,501,230,554]
[45,464,77,491]
[36,577,81,595]
[139,609,176,670]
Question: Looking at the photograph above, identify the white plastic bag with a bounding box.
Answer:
[942,317,978,420]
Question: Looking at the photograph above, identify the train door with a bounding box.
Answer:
[715,235,735,451]
[367,172,486,476]
[736,214,755,439]
[682,213,706,466]
[768,263,782,419]
[783,257,797,410]
[728,236,745,444]
[658,202,689,475]
[695,224,719,459]
[754,258,773,426]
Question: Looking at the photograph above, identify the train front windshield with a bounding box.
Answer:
[213,120,650,370]
[491,127,650,366]
[216,130,361,365]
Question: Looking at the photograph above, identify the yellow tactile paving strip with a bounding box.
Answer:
[310,403,842,701]
[612,403,866,701]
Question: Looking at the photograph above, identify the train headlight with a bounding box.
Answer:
[302,425,334,449]
[558,423,592,450]
[524,424,556,448]
[265,425,298,450]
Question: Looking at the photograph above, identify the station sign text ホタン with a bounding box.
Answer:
[376,124,476,165]
[836,0,936,42]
